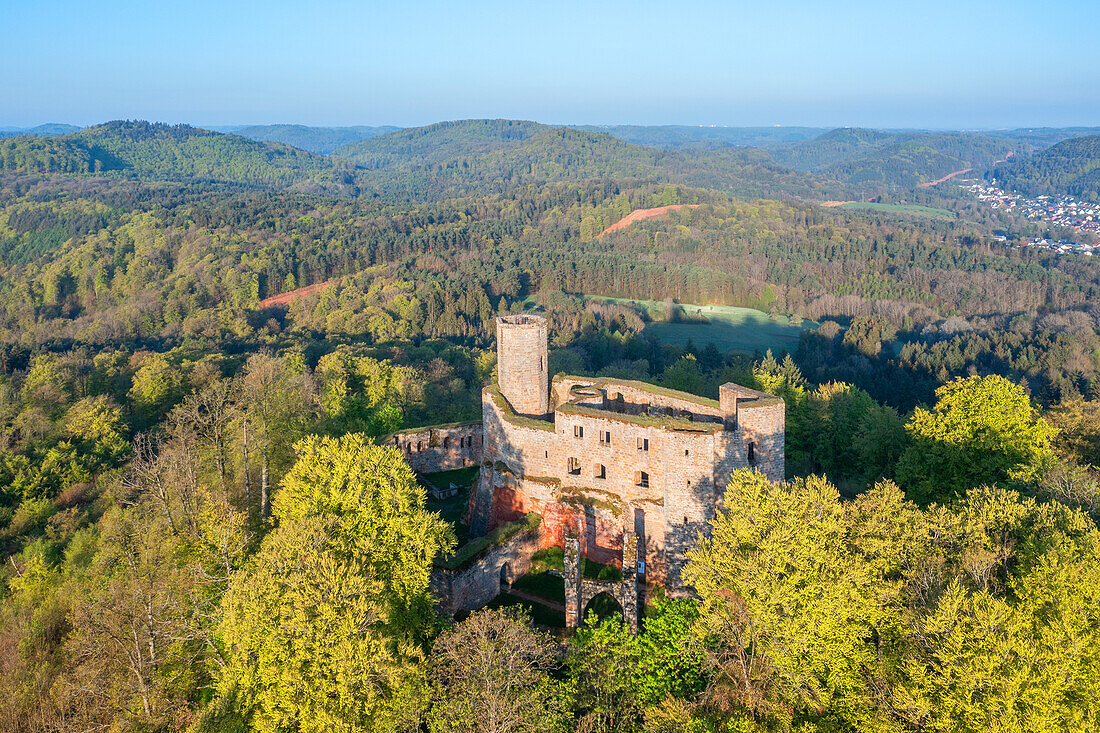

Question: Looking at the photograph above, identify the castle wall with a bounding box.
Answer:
[471,314,786,605]
[735,402,786,483]
[497,314,549,417]
[386,422,483,474]
[430,524,541,615]
[480,382,755,589]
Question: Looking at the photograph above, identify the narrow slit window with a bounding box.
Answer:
[748,441,757,465]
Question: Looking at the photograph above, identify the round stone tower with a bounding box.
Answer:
[496,313,549,417]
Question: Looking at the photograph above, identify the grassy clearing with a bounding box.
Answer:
[485,594,566,628]
[511,571,565,603]
[437,512,541,571]
[422,466,479,544]
[840,202,955,218]
[551,295,816,355]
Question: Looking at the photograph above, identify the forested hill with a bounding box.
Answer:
[769,127,898,170]
[0,121,357,188]
[332,119,849,201]
[333,119,666,198]
[233,123,400,154]
[68,121,351,187]
[574,124,827,150]
[992,134,1100,203]
[0,123,82,139]
[0,136,114,174]
[769,128,1023,187]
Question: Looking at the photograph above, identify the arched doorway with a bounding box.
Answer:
[499,562,513,587]
[582,591,623,626]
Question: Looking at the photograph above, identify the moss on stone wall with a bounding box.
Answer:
[557,402,722,433]
[554,374,723,409]
[436,512,541,571]
[486,384,556,432]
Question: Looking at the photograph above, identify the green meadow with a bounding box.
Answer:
[579,296,816,354]
[840,202,955,218]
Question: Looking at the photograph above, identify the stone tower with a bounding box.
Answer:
[496,313,549,417]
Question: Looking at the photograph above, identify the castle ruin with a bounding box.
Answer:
[388,311,785,628]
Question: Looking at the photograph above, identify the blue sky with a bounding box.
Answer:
[2,0,1097,129]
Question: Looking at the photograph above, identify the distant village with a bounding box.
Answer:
[960,180,1100,255]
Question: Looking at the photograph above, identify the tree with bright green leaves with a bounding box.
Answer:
[897,375,1056,503]
[427,607,568,733]
[568,610,647,732]
[64,395,128,462]
[684,469,905,732]
[566,599,709,733]
[891,485,1100,732]
[128,352,182,422]
[215,435,455,733]
[751,351,806,407]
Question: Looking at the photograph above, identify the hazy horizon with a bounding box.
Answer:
[3,0,1097,130]
[4,119,1099,135]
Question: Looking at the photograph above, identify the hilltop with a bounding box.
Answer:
[992,134,1100,203]
[0,120,358,189]
[333,119,666,199]
[0,123,82,139]
[233,123,400,154]
[68,121,348,187]
[769,128,1022,188]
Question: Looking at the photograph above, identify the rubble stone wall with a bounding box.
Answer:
[386,422,483,474]
[430,525,541,615]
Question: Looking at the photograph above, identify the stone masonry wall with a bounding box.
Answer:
[430,525,541,615]
[386,422,483,474]
[497,314,549,417]
[479,383,741,589]
[476,323,785,598]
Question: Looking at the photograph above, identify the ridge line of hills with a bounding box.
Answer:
[1,118,1097,203]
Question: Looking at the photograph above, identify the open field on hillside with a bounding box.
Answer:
[839,202,955,218]
[581,296,816,354]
